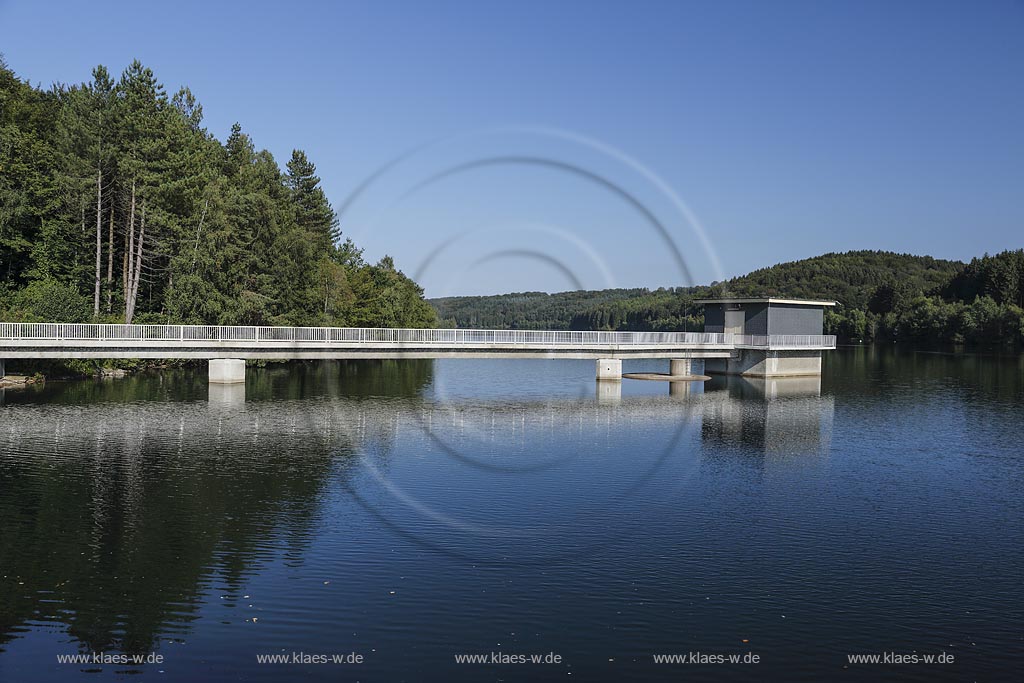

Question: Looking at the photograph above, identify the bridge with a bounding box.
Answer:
[0,322,835,383]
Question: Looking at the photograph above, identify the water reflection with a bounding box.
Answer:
[0,359,837,665]
[0,408,340,655]
[0,361,434,658]
[669,380,693,398]
[207,382,246,411]
[595,380,621,403]
[700,374,834,454]
[2,350,1021,682]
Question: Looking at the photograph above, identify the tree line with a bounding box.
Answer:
[431,250,1024,346]
[830,249,1024,345]
[431,289,659,330]
[0,58,436,330]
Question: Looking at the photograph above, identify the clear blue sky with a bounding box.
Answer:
[1,0,1022,296]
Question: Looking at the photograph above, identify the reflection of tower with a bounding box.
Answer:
[700,375,833,454]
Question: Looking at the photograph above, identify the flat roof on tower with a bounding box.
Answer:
[694,297,837,307]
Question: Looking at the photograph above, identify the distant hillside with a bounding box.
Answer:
[431,251,964,330]
[431,288,661,330]
[721,251,963,310]
[429,249,1024,346]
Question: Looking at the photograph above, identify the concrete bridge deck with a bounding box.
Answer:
[0,323,836,381]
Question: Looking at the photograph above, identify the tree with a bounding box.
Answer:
[0,58,52,287]
[0,59,437,342]
[86,67,116,317]
[867,283,908,315]
[11,279,91,322]
[116,60,172,323]
[285,149,339,251]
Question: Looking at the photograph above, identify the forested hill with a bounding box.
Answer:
[721,251,962,309]
[431,289,660,330]
[432,252,962,330]
[431,250,1024,346]
[0,59,437,329]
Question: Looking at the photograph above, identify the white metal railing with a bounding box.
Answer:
[0,323,734,347]
[0,324,837,349]
[733,334,836,349]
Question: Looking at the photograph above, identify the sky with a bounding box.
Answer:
[1,0,1022,296]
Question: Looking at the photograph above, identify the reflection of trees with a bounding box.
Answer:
[826,345,1024,402]
[0,359,436,407]
[0,369,211,406]
[0,360,433,655]
[0,405,342,654]
[247,359,434,401]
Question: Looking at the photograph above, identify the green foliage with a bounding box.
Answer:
[4,278,91,322]
[286,149,339,251]
[432,289,674,330]
[0,59,437,333]
[719,250,962,309]
[942,249,1024,308]
[431,250,1023,347]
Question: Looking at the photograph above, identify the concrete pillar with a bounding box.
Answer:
[596,358,622,381]
[209,358,245,384]
[670,358,692,377]
[0,359,5,379]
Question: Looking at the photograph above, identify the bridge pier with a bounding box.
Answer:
[209,358,245,384]
[705,349,822,377]
[596,358,622,381]
[669,358,692,376]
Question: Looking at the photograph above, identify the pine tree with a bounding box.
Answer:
[116,60,171,323]
[1,59,437,332]
[88,66,115,316]
[285,149,339,250]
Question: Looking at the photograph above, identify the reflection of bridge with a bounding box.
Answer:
[0,323,835,383]
[9,371,823,456]
[0,368,834,652]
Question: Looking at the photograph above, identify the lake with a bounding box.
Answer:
[1,348,1022,681]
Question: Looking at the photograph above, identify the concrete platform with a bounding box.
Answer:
[622,372,711,382]
[704,349,823,377]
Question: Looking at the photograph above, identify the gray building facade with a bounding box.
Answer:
[696,298,836,377]
[698,299,831,337]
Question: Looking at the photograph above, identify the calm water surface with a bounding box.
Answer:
[1,348,1022,682]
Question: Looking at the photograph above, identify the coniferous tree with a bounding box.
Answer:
[285,149,339,250]
[0,59,438,337]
